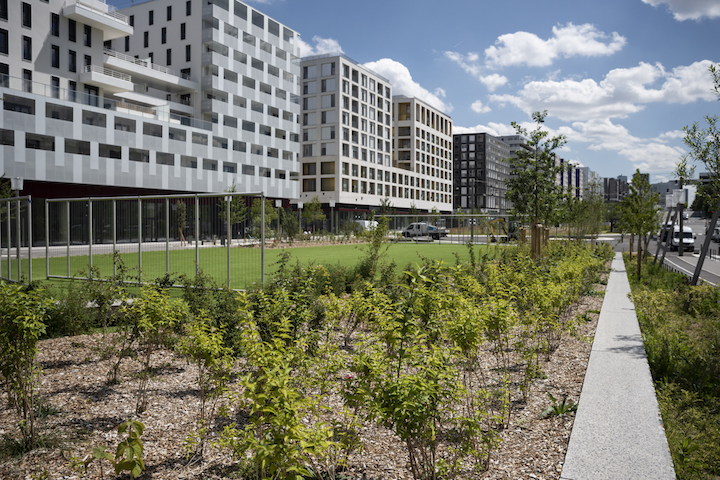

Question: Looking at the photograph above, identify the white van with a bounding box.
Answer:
[670,225,695,252]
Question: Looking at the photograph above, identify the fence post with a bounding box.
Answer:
[66,201,70,278]
[165,198,169,274]
[88,199,93,278]
[195,195,200,276]
[113,199,117,277]
[16,197,20,281]
[45,198,49,280]
[27,197,32,283]
[226,194,231,288]
[138,197,142,284]
[6,200,10,279]
[261,193,265,287]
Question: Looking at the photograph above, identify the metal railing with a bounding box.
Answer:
[104,48,195,81]
[66,0,131,26]
[84,65,132,83]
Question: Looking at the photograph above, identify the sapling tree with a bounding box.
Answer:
[122,286,189,414]
[620,170,660,280]
[0,282,52,451]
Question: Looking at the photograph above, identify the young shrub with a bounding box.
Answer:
[122,286,188,414]
[176,313,234,459]
[0,282,52,451]
[76,419,146,479]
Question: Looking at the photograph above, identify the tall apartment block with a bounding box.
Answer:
[453,133,511,214]
[298,54,453,221]
[0,0,300,200]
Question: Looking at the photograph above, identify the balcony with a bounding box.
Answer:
[80,65,133,94]
[62,0,133,40]
[104,48,198,93]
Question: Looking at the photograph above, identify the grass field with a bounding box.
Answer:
[2,241,507,292]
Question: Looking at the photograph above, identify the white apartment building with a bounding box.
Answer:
[297,54,452,220]
[0,0,300,200]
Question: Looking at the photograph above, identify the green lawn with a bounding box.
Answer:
[2,241,506,292]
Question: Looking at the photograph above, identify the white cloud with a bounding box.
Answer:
[568,119,686,173]
[471,100,492,114]
[480,74,508,92]
[363,59,453,113]
[484,23,626,68]
[642,0,720,20]
[452,122,516,137]
[296,36,343,57]
[489,60,717,122]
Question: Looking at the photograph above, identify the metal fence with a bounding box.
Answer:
[0,195,527,288]
[0,192,270,290]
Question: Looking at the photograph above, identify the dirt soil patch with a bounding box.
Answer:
[0,274,607,480]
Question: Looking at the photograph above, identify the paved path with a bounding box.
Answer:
[561,252,676,480]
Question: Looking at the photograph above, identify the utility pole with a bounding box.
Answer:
[678,177,684,257]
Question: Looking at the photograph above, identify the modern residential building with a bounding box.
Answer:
[604,175,629,202]
[453,133,512,214]
[0,0,301,200]
[297,54,453,222]
[651,179,689,208]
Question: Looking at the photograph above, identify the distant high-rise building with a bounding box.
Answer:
[452,133,511,214]
[297,54,452,223]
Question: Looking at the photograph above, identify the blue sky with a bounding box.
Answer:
[115,0,720,183]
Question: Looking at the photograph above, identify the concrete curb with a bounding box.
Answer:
[560,252,676,480]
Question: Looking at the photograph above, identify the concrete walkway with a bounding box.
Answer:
[561,253,676,480]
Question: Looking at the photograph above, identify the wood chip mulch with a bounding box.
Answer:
[0,272,606,480]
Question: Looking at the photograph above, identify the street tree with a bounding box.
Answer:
[302,196,326,235]
[217,181,247,243]
[620,170,660,280]
[506,111,566,227]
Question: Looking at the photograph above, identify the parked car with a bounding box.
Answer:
[711,226,720,243]
[402,222,448,240]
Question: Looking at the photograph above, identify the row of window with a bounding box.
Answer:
[0,128,292,178]
[302,177,450,203]
[3,96,298,159]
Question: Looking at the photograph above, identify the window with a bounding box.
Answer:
[302,179,316,192]
[148,10,154,25]
[68,80,76,101]
[124,36,129,52]
[99,144,122,159]
[242,165,254,176]
[234,1,247,19]
[223,162,237,173]
[203,159,218,171]
[169,127,186,141]
[143,31,148,48]
[51,13,59,36]
[180,23,186,40]
[22,3,31,28]
[161,27,166,44]
[242,120,255,132]
[51,76,59,98]
[167,5,172,21]
[3,94,34,114]
[22,36,31,61]
[84,25,91,47]
[268,19,279,37]
[303,65,317,79]
[166,48,171,65]
[0,129,13,146]
[321,62,335,76]
[233,140,246,152]
[46,102,72,121]
[192,132,208,145]
[82,110,106,127]
[143,123,162,137]
[51,45,59,68]
[129,15,134,26]
[129,148,150,163]
[65,139,90,155]
[0,29,7,55]
[158,152,174,165]
[186,0,191,16]
[68,19,76,42]
[26,133,55,152]
[0,0,6,21]
[185,45,191,61]
[252,10,264,29]
[114,117,136,132]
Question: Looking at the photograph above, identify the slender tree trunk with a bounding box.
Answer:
[637,235,642,280]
